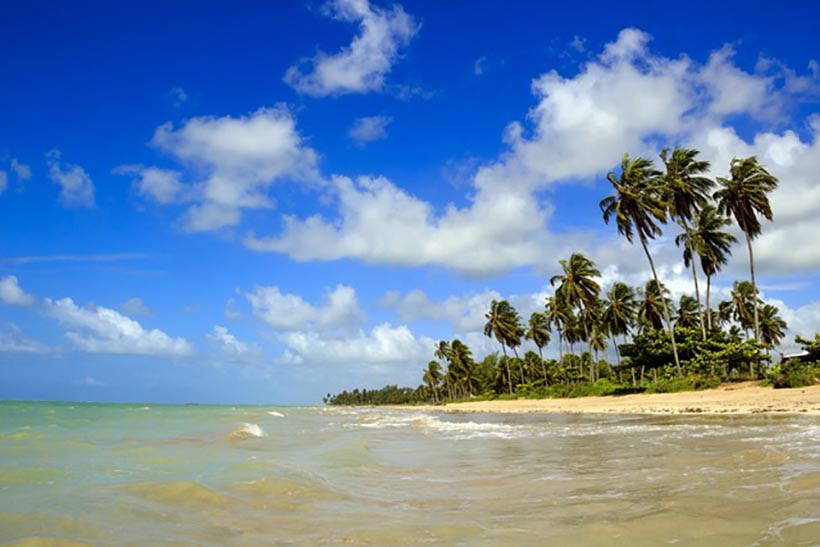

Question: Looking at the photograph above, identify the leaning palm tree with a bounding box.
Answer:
[544,295,572,359]
[484,300,516,394]
[601,281,638,365]
[662,147,714,340]
[676,295,700,330]
[714,156,779,343]
[722,280,756,338]
[601,154,682,375]
[423,360,443,403]
[550,253,601,381]
[525,312,551,380]
[686,206,737,331]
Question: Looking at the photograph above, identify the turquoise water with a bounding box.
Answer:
[1,401,819,546]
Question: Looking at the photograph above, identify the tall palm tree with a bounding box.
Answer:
[721,280,756,337]
[714,156,779,343]
[544,295,571,359]
[450,339,477,396]
[525,312,551,380]
[423,360,443,403]
[662,147,714,340]
[484,300,516,394]
[550,253,601,381]
[601,154,682,375]
[684,206,737,332]
[601,281,638,365]
[676,295,700,330]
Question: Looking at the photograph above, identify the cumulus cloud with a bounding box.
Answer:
[0,322,49,353]
[278,323,433,370]
[119,297,152,317]
[245,283,365,332]
[380,288,503,332]
[0,275,35,307]
[284,0,419,96]
[44,297,192,355]
[119,106,320,232]
[250,27,820,280]
[208,325,261,360]
[349,115,393,146]
[225,297,241,321]
[46,150,95,208]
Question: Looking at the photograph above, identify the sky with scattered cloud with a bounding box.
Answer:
[1,0,819,404]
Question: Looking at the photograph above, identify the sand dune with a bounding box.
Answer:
[413,382,820,415]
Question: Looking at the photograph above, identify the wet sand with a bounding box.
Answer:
[408,382,820,415]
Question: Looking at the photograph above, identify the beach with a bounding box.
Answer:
[406,382,820,415]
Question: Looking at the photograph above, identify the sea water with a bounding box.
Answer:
[1,401,819,546]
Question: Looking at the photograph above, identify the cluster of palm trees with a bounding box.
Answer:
[421,148,788,401]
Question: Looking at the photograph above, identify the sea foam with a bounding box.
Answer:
[227,422,267,440]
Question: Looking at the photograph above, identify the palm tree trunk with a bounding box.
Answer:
[581,312,595,383]
[690,251,707,341]
[706,275,712,332]
[538,347,547,381]
[511,346,525,384]
[611,334,621,366]
[746,233,761,344]
[501,344,512,395]
[640,235,682,376]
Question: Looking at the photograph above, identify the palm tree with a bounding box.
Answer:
[484,300,516,394]
[550,253,601,381]
[759,303,787,350]
[450,339,477,396]
[662,147,714,340]
[545,295,571,359]
[721,280,756,337]
[714,156,779,343]
[601,282,638,365]
[423,360,443,402]
[676,295,700,329]
[601,154,682,375]
[525,312,551,380]
[637,280,672,334]
[686,206,737,331]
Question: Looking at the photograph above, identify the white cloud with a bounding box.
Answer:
[380,288,503,332]
[170,86,188,107]
[284,0,419,96]
[120,106,320,232]
[46,150,95,208]
[10,158,32,181]
[250,27,820,280]
[225,297,241,321]
[44,297,192,355]
[278,323,433,369]
[245,283,365,332]
[208,325,261,360]
[0,275,35,307]
[0,171,6,195]
[115,165,188,204]
[349,115,392,146]
[0,322,49,353]
[120,297,152,317]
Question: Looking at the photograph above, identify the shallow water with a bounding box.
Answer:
[1,401,818,546]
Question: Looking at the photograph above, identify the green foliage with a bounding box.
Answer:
[644,375,721,393]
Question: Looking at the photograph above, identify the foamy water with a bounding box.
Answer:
[1,401,819,546]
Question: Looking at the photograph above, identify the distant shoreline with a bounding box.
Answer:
[390,382,820,415]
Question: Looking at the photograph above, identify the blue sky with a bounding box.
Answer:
[1,0,819,404]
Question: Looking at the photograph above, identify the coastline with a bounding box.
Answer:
[396,382,820,415]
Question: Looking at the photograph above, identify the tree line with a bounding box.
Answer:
[325,148,819,406]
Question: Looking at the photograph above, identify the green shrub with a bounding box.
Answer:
[645,375,721,394]
[765,359,820,389]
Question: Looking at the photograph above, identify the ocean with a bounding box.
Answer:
[1,401,819,546]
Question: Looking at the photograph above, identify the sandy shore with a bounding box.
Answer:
[407,382,820,415]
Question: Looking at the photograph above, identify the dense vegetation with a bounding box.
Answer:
[325,148,820,406]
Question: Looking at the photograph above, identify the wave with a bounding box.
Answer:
[267,411,285,417]
[226,422,267,440]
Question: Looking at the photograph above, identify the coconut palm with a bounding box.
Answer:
[714,156,779,343]
[423,360,443,402]
[601,282,638,365]
[759,303,787,350]
[662,147,714,339]
[484,300,517,394]
[550,253,601,381]
[601,154,682,375]
[721,280,756,337]
[637,280,672,334]
[545,295,572,359]
[684,206,737,331]
[676,295,700,330]
[525,312,551,380]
